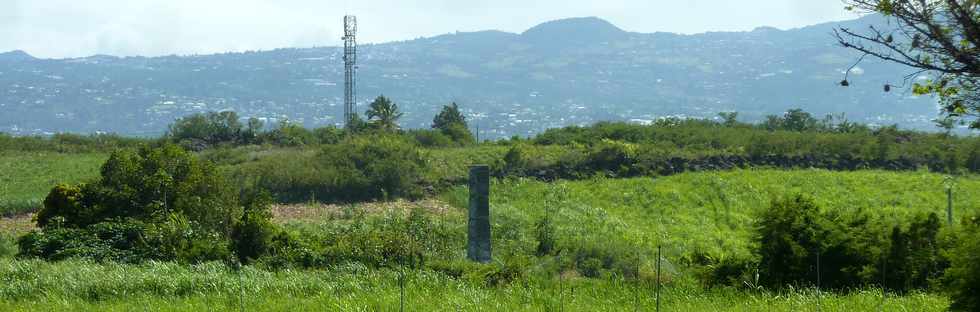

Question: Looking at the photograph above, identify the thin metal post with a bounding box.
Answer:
[559,252,564,312]
[237,265,245,312]
[816,248,821,312]
[656,246,661,312]
[880,255,886,312]
[400,267,405,312]
[634,254,640,312]
[947,187,954,226]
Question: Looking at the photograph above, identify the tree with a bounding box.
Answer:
[366,95,403,132]
[835,1,980,129]
[242,117,264,144]
[718,112,739,127]
[167,111,244,146]
[782,109,819,132]
[432,102,473,144]
[761,109,819,132]
[432,102,468,131]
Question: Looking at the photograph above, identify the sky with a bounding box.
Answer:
[0,0,861,59]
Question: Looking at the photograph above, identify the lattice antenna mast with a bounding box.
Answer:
[343,15,358,127]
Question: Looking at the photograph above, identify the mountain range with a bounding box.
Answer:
[0,15,941,137]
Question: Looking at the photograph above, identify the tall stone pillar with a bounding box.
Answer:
[467,165,492,263]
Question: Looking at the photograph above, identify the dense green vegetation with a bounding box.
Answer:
[19,144,276,265]
[0,169,976,310]
[1,107,979,310]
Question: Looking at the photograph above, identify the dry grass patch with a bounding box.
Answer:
[271,199,460,223]
[0,213,35,236]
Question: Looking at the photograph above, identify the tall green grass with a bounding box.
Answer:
[0,152,106,216]
[0,259,948,311]
[445,169,980,266]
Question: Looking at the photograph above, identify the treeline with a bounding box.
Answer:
[166,97,474,150]
[521,113,980,177]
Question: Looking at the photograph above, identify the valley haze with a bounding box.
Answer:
[0,15,943,137]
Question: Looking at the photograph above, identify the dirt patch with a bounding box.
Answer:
[0,213,35,236]
[271,199,461,223]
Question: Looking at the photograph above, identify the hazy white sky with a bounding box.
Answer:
[0,0,860,59]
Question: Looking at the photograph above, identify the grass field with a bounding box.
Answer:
[0,259,949,311]
[1,166,975,310]
[0,152,106,216]
[445,169,980,263]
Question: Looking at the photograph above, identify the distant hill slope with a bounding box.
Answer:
[0,14,940,137]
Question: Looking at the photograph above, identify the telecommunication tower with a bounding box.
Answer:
[343,15,358,127]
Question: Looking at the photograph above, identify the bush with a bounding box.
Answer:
[261,120,316,147]
[701,256,759,288]
[18,220,148,263]
[967,142,980,173]
[168,111,243,148]
[534,215,556,256]
[587,139,637,176]
[560,239,640,279]
[883,213,947,293]
[755,195,876,290]
[945,217,980,312]
[502,145,530,175]
[313,126,346,145]
[36,144,240,235]
[409,129,454,147]
[441,123,475,145]
[315,135,427,202]
[36,184,87,228]
[231,189,278,264]
[24,144,246,264]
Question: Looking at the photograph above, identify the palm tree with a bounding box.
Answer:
[366,95,403,132]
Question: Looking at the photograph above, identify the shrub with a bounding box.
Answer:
[36,184,88,228]
[503,144,531,175]
[534,215,556,256]
[755,194,876,290]
[313,126,346,145]
[945,217,980,312]
[409,129,454,147]
[441,123,475,145]
[262,120,316,147]
[18,220,148,263]
[257,230,321,269]
[316,135,427,202]
[231,189,278,264]
[25,144,244,264]
[883,213,947,293]
[561,239,640,279]
[587,139,637,176]
[168,111,243,147]
[967,142,980,173]
[36,144,240,234]
[702,256,759,288]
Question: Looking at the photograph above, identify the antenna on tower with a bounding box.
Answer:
[343,15,358,128]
